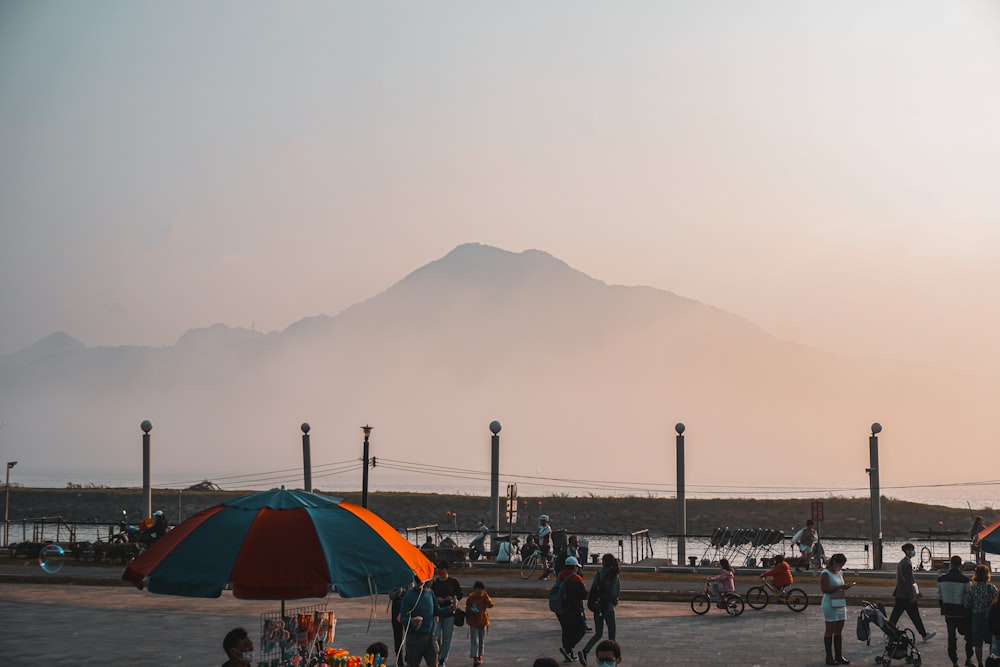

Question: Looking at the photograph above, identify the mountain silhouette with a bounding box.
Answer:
[0,244,992,494]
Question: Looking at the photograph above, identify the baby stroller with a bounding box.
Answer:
[856,600,922,666]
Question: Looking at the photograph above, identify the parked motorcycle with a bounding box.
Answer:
[111,510,168,547]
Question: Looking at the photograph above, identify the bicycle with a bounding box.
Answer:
[745,578,809,612]
[520,545,541,579]
[691,579,745,616]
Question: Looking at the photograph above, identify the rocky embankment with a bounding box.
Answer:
[5,487,992,539]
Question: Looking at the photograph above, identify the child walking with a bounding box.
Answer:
[465,580,494,665]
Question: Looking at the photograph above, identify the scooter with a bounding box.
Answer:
[468,526,490,561]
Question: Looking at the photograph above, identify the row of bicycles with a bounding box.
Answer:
[691,577,809,617]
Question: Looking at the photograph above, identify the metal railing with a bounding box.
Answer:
[629,529,654,564]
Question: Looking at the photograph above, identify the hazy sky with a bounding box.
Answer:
[3,1,1000,375]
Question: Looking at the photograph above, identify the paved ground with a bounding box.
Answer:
[0,563,957,667]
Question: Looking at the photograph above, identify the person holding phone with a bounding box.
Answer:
[820,553,855,665]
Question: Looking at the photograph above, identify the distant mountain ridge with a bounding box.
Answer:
[0,243,994,494]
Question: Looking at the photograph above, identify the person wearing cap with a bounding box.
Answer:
[538,515,553,580]
[555,555,588,664]
[151,510,169,541]
[430,560,463,667]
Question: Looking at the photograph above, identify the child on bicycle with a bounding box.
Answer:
[760,554,794,595]
[707,558,736,604]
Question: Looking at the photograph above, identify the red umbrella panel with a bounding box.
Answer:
[122,488,435,599]
[975,517,1000,555]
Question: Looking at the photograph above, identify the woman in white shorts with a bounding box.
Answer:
[820,553,856,665]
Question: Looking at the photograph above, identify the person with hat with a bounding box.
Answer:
[538,515,553,580]
[554,555,588,664]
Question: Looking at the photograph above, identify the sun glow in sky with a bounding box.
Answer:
[2,2,1000,496]
[3,1,1000,370]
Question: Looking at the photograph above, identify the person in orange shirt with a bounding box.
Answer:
[465,580,495,666]
[761,554,794,594]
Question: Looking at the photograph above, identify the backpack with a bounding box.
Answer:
[552,548,568,574]
[549,575,572,614]
[587,571,603,612]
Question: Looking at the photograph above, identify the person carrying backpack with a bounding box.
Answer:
[579,553,621,665]
[550,556,587,664]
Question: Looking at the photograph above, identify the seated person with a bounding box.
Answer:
[497,536,520,563]
[760,554,794,594]
[469,526,489,560]
[421,536,435,550]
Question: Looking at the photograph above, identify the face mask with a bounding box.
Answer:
[240,651,254,664]
[597,661,616,667]
[908,550,916,558]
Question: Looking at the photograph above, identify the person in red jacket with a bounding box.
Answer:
[761,554,794,594]
[465,580,495,666]
[554,556,588,664]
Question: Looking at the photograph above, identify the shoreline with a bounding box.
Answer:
[5,487,994,541]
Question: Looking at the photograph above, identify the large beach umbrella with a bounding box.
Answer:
[122,488,434,600]
[975,518,1000,555]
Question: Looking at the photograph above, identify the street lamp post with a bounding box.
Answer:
[301,423,312,493]
[489,421,502,534]
[140,420,152,519]
[361,425,372,509]
[675,423,687,567]
[867,422,884,570]
[4,461,17,547]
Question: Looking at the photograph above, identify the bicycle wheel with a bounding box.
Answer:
[690,595,710,615]
[725,595,745,617]
[520,553,537,579]
[745,586,769,610]
[784,588,809,612]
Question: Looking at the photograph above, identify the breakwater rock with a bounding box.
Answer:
[5,487,992,540]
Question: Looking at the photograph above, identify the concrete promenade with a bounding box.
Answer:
[0,562,958,666]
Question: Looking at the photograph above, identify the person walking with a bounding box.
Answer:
[580,553,621,665]
[937,554,973,667]
[820,553,856,665]
[465,580,494,666]
[553,555,588,663]
[390,585,408,663]
[889,543,937,643]
[430,560,463,667]
[966,565,997,667]
[988,587,1000,659]
[792,519,818,571]
[400,578,446,667]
